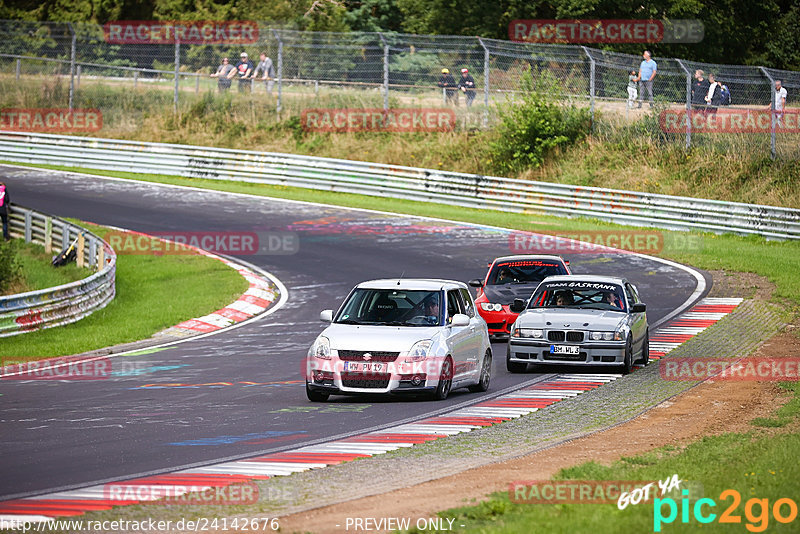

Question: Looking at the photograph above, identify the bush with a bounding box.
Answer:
[489,69,592,172]
[0,240,21,292]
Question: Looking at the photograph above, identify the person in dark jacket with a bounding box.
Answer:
[438,68,457,105]
[0,181,10,240]
[458,68,476,107]
[691,69,710,112]
[704,73,722,115]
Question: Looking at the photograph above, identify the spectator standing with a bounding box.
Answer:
[210,58,235,92]
[691,69,710,112]
[774,79,788,125]
[705,73,722,115]
[627,69,638,109]
[0,182,10,240]
[458,68,476,107]
[437,68,457,105]
[232,52,254,93]
[636,50,657,108]
[251,52,275,95]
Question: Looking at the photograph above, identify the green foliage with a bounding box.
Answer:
[0,240,21,292]
[489,69,591,172]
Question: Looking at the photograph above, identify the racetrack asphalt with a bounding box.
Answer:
[0,166,710,499]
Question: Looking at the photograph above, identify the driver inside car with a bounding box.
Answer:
[554,291,574,307]
[603,291,622,309]
[423,297,440,324]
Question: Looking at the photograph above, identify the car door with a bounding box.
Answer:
[445,289,471,380]
[459,287,483,377]
[625,282,647,352]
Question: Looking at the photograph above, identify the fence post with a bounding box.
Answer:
[76,65,81,88]
[68,23,76,111]
[77,233,85,268]
[581,46,595,130]
[133,70,138,89]
[676,59,692,149]
[477,37,490,129]
[196,74,200,93]
[271,29,283,114]
[44,217,52,253]
[759,67,777,160]
[16,58,21,80]
[379,33,389,112]
[173,39,180,113]
[24,211,32,242]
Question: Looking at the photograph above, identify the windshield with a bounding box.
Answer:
[528,282,626,312]
[335,289,443,326]
[489,260,567,285]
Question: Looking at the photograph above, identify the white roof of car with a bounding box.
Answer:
[492,254,566,263]
[356,279,466,290]
[541,275,626,285]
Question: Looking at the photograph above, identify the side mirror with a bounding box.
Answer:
[631,303,646,313]
[450,313,470,327]
[320,310,333,322]
[468,278,484,288]
[510,299,526,313]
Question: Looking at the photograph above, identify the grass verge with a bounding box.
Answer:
[434,381,800,534]
[0,239,89,295]
[0,221,248,361]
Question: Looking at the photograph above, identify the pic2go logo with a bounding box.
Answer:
[654,489,798,532]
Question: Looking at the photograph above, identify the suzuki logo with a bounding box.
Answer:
[363,353,372,361]
[563,324,570,327]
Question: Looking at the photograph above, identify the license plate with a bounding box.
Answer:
[550,345,580,355]
[344,362,384,372]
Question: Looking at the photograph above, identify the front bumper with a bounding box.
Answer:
[307,358,444,395]
[477,308,517,336]
[507,339,626,366]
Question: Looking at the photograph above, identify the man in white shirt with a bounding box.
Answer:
[773,79,788,126]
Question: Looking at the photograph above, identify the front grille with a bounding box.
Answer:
[547,331,584,342]
[543,350,587,361]
[548,331,565,342]
[487,322,506,330]
[514,352,531,360]
[337,350,399,362]
[341,372,391,388]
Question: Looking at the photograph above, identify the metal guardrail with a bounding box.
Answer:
[0,204,116,337]
[1,131,798,240]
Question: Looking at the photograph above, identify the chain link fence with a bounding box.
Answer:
[0,20,797,158]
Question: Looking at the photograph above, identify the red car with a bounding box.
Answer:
[469,255,572,338]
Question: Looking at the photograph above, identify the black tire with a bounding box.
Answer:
[621,338,633,375]
[506,352,527,373]
[432,357,453,400]
[469,349,492,392]
[638,331,650,366]
[306,383,329,402]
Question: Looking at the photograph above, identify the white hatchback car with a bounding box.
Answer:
[306,279,492,401]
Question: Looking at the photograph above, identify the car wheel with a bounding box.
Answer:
[506,351,527,373]
[621,338,633,375]
[638,331,650,366]
[469,349,492,392]
[306,383,329,402]
[432,357,453,400]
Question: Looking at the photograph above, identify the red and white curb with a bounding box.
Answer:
[0,297,743,523]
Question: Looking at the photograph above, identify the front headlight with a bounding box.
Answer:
[309,336,331,359]
[512,328,543,339]
[590,332,621,341]
[480,302,504,312]
[407,339,432,361]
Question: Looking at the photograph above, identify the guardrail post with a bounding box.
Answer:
[44,217,52,253]
[271,29,283,114]
[98,245,105,269]
[173,39,180,113]
[89,238,97,268]
[759,67,777,160]
[77,233,85,268]
[24,211,32,242]
[61,225,69,250]
[378,33,389,112]
[477,37,490,129]
[676,59,692,149]
[68,23,76,111]
[581,46,595,130]
[15,58,21,80]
